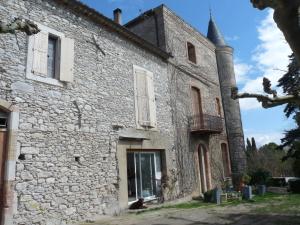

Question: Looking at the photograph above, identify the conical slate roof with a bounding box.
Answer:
[207,15,226,46]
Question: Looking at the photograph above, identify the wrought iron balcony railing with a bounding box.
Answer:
[188,114,223,134]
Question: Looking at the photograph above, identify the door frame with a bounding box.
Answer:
[196,143,212,193]
[0,100,19,225]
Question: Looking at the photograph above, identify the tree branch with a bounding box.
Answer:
[231,87,300,108]
[0,18,39,35]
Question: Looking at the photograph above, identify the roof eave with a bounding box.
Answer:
[52,0,171,60]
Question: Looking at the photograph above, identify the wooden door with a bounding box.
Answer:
[0,130,7,221]
[191,87,203,127]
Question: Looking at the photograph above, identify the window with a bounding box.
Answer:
[134,66,157,129]
[47,36,58,78]
[216,98,221,116]
[127,151,162,202]
[0,111,8,129]
[26,23,74,86]
[187,42,197,64]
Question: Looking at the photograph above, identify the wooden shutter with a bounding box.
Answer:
[60,37,74,82]
[32,31,48,75]
[135,69,150,126]
[147,73,157,127]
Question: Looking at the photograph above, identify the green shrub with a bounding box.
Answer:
[250,169,271,185]
[289,179,300,193]
[204,190,213,203]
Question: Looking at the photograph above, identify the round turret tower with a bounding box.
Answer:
[207,15,247,188]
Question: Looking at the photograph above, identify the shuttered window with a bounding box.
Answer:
[27,24,74,85]
[134,66,157,128]
[32,31,48,75]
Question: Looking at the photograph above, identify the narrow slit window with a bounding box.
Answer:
[187,42,196,64]
[216,98,221,116]
[47,35,58,78]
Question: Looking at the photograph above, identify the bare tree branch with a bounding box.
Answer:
[0,18,39,35]
[231,87,300,108]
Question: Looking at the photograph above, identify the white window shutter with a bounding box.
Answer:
[32,31,48,75]
[135,69,151,126]
[60,37,74,82]
[146,73,157,127]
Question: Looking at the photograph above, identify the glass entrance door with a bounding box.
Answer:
[127,151,161,203]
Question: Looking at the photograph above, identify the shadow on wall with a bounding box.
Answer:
[151,213,300,225]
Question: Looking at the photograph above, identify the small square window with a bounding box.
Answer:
[0,118,7,128]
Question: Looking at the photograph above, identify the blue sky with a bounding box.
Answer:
[81,0,294,146]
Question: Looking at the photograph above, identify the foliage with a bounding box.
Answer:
[278,54,300,118]
[277,54,300,176]
[249,168,271,185]
[242,174,251,185]
[246,141,294,178]
[292,158,300,177]
[203,190,213,203]
[245,137,258,156]
[288,179,300,193]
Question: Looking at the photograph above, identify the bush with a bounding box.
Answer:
[266,178,287,187]
[250,169,271,185]
[203,190,213,203]
[289,179,300,193]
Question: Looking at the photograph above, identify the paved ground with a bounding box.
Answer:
[83,203,300,225]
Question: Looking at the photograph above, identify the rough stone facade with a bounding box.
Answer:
[0,1,244,225]
[127,5,231,196]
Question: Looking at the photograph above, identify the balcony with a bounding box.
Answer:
[188,114,223,134]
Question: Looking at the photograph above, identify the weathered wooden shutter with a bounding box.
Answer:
[146,73,157,127]
[60,37,74,82]
[135,69,150,126]
[32,31,48,75]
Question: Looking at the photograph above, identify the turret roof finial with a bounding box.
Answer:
[207,9,226,46]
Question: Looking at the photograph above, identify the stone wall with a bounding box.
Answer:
[127,5,230,196]
[0,0,174,224]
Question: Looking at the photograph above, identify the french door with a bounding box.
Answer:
[127,151,161,203]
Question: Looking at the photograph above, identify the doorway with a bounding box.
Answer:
[127,151,162,203]
[0,111,8,222]
[198,144,211,193]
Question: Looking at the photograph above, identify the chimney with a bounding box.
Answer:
[113,8,122,25]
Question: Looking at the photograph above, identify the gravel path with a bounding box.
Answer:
[83,203,300,225]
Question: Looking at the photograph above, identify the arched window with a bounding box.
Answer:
[187,42,197,64]
[216,98,221,116]
[221,143,231,177]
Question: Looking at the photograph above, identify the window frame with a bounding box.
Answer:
[216,97,222,117]
[186,42,197,64]
[221,143,231,178]
[26,23,65,87]
[47,34,60,79]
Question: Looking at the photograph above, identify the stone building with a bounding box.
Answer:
[0,1,246,224]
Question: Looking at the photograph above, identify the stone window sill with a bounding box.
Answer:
[26,73,64,87]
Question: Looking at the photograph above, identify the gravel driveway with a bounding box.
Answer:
[83,202,300,225]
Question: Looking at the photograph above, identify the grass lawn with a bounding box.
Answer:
[139,192,300,215]
[251,193,300,214]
